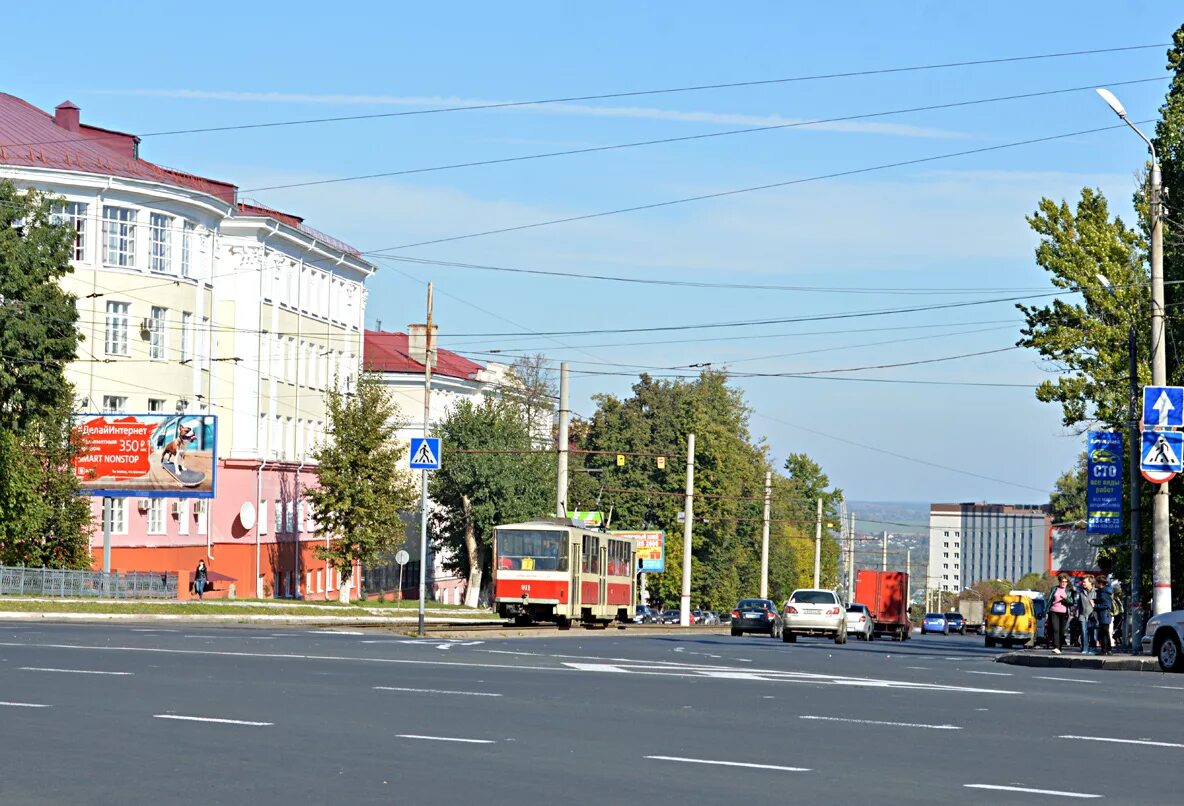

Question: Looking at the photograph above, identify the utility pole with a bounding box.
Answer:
[1150,157,1172,616]
[759,471,771,599]
[556,361,569,519]
[812,497,822,588]
[847,511,856,598]
[417,283,433,638]
[881,530,888,572]
[906,547,912,604]
[1125,321,1144,650]
[679,433,695,627]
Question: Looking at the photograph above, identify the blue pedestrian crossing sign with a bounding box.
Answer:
[409,437,442,470]
[1141,430,1183,473]
[1142,386,1184,428]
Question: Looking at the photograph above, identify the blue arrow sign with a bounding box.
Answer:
[409,437,442,470]
[1142,386,1184,429]
[1141,430,1184,473]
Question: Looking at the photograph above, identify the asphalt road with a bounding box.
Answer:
[1,623,1181,805]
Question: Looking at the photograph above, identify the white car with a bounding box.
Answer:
[783,588,847,644]
[845,603,875,641]
[1143,609,1184,672]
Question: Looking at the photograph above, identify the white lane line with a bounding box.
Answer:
[154,715,273,726]
[131,628,178,632]
[966,670,1013,677]
[1153,685,1184,691]
[645,756,809,772]
[1034,676,1098,684]
[1,701,51,708]
[1059,735,1184,749]
[250,636,276,640]
[314,630,366,636]
[905,666,931,670]
[800,715,961,730]
[965,784,1101,798]
[397,734,494,744]
[20,666,132,676]
[374,686,502,697]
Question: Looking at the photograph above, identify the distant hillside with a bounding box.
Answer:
[848,501,929,537]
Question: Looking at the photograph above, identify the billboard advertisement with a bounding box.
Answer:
[1086,431,1122,534]
[1049,525,1101,575]
[612,530,665,573]
[72,414,218,498]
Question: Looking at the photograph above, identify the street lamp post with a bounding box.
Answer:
[1096,87,1171,616]
[1098,272,1144,652]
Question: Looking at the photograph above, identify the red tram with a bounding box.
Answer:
[492,519,636,627]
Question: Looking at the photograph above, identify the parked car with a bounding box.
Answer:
[658,609,681,625]
[1143,609,1184,672]
[633,605,657,624]
[717,610,732,624]
[944,612,966,634]
[921,613,949,635]
[984,596,1037,649]
[782,588,847,644]
[845,603,875,641]
[730,598,783,638]
[699,611,720,626]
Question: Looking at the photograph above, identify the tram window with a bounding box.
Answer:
[582,535,600,574]
[607,539,630,576]
[495,529,568,571]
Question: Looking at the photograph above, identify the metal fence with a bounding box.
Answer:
[0,565,179,599]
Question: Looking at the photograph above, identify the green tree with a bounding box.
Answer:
[0,180,90,567]
[429,397,554,607]
[773,453,843,597]
[1049,453,1088,525]
[306,372,417,602]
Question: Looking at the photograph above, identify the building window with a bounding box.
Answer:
[102,206,136,267]
[104,498,127,535]
[147,499,165,534]
[259,501,268,535]
[149,306,167,360]
[102,395,127,414]
[180,312,192,362]
[104,301,130,355]
[196,502,208,535]
[285,501,295,533]
[274,499,283,533]
[149,213,172,273]
[177,500,189,536]
[148,398,165,413]
[54,201,87,261]
[180,221,193,278]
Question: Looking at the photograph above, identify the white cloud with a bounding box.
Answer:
[88,87,964,139]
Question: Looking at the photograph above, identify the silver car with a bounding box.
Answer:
[783,588,847,644]
[845,603,875,641]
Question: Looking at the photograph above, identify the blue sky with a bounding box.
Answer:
[6,2,1182,503]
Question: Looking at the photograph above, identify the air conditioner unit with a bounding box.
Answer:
[140,318,152,336]
[137,498,151,512]
[193,501,207,514]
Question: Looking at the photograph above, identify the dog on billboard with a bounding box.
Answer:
[161,423,196,472]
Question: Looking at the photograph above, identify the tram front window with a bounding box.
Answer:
[495,529,568,572]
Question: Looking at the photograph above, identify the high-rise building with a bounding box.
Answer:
[927,503,1051,592]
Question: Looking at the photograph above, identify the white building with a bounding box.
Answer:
[0,93,375,598]
[928,502,1051,593]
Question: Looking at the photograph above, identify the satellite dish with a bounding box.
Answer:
[395,550,410,566]
[239,502,256,531]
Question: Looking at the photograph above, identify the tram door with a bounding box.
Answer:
[570,538,581,608]
[599,544,608,605]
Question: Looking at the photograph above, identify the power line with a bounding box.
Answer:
[243,76,1166,193]
[365,120,1154,253]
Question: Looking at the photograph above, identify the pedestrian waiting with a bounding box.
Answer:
[194,559,209,600]
[1046,574,1076,654]
[1094,574,1115,656]
[1077,576,1096,655]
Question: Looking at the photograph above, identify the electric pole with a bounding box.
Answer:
[759,471,771,599]
[556,361,569,519]
[680,433,695,626]
[417,283,433,637]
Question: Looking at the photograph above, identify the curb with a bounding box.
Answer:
[995,651,1162,673]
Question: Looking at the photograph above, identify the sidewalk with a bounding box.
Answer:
[995,648,1162,673]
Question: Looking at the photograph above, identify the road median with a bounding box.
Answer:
[995,650,1162,673]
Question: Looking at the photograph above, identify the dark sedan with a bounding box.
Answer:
[729,598,784,638]
[944,612,966,634]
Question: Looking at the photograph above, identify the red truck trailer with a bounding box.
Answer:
[853,569,911,641]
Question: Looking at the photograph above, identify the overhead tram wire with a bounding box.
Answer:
[1,43,1167,151]
[365,120,1157,253]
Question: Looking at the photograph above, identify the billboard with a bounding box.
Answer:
[1049,525,1101,575]
[612,530,665,573]
[1086,431,1122,534]
[72,414,218,498]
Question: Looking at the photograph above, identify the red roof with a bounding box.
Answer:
[0,93,364,258]
[364,330,485,380]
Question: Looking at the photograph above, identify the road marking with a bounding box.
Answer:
[374,686,502,697]
[314,630,366,636]
[1153,685,1184,691]
[966,671,1013,676]
[0,701,51,708]
[1034,676,1098,684]
[964,784,1101,798]
[131,628,178,632]
[20,667,132,676]
[250,636,276,640]
[800,715,961,730]
[397,734,494,744]
[905,666,931,670]
[154,715,273,726]
[645,756,809,772]
[1059,735,1184,749]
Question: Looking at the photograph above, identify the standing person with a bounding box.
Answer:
[1094,574,1114,656]
[194,559,208,600]
[1046,574,1076,654]
[1078,576,1096,655]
